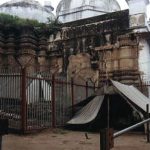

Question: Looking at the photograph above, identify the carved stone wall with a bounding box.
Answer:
[0,25,49,73]
[0,10,145,87]
[48,10,141,85]
[49,57,63,74]
[68,53,98,84]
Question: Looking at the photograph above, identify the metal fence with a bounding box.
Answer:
[0,68,96,133]
[1,67,149,133]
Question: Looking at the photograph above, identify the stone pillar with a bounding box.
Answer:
[38,36,48,72]
[18,27,37,73]
[112,34,139,84]
[5,33,18,69]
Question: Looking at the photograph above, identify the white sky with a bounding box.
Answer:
[0,0,129,11]
[0,0,149,18]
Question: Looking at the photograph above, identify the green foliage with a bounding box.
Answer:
[47,18,62,34]
[0,13,43,27]
[0,13,62,33]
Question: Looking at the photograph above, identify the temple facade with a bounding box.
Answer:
[50,0,150,88]
[0,0,150,94]
[49,10,140,85]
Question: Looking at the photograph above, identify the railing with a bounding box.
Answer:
[1,67,150,135]
[0,68,96,133]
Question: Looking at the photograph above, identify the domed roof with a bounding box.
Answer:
[0,0,55,23]
[56,0,121,23]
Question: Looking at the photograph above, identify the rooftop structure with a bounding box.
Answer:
[0,0,55,23]
[56,0,121,23]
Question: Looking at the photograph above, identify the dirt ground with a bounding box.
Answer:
[2,129,150,150]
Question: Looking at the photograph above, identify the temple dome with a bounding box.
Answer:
[56,0,121,23]
[0,0,55,23]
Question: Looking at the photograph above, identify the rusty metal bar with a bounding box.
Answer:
[71,78,75,116]
[86,81,88,98]
[107,95,110,129]
[51,75,56,128]
[146,104,150,142]
[94,83,96,92]
[21,68,27,133]
[114,118,150,138]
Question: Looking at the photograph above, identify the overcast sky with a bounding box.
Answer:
[0,0,129,11]
[0,0,149,18]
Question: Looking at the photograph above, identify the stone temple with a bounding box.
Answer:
[53,0,150,95]
[0,0,150,96]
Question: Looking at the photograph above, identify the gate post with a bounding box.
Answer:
[21,67,27,133]
[0,119,8,150]
[100,128,114,150]
[51,75,56,128]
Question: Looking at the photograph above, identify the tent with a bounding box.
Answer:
[68,80,150,125]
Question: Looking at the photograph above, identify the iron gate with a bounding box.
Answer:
[0,68,96,133]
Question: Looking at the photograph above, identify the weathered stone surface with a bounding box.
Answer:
[68,53,98,84]
[0,26,50,72]
[49,57,63,74]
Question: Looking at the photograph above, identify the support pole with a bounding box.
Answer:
[71,78,75,116]
[86,81,88,99]
[146,104,150,142]
[51,75,56,128]
[0,119,8,150]
[21,68,27,133]
[100,128,114,150]
[114,118,150,138]
[107,95,110,129]
[94,83,96,92]
[0,136,2,150]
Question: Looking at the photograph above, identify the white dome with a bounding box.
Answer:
[0,0,55,23]
[56,0,121,23]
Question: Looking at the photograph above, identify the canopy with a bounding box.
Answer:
[68,96,104,124]
[67,80,150,125]
[111,80,150,112]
